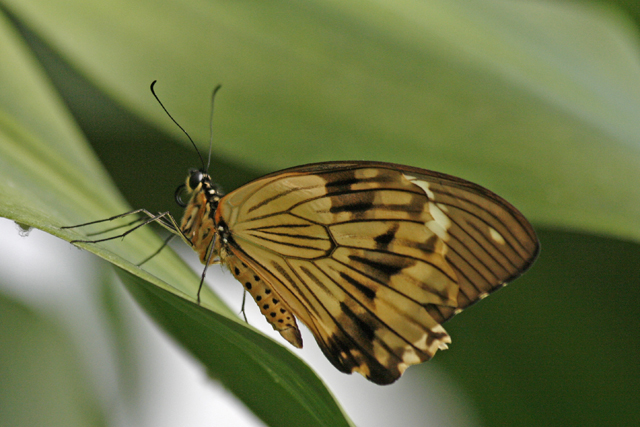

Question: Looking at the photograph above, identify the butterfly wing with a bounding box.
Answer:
[217,161,539,384]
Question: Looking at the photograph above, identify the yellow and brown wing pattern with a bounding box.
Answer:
[215,161,539,384]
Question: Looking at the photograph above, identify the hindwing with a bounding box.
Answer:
[217,161,539,384]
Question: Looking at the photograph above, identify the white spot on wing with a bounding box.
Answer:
[404,174,452,241]
[431,324,452,351]
[403,174,435,199]
[427,202,451,240]
[489,227,506,245]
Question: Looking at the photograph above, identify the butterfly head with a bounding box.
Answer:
[186,168,207,192]
[175,168,224,208]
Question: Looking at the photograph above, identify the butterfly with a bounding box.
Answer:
[65,84,539,385]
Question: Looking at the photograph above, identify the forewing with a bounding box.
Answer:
[219,161,539,384]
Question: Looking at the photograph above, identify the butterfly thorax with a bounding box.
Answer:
[179,169,224,265]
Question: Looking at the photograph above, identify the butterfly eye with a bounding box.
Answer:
[174,184,187,207]
[188,169,204,190]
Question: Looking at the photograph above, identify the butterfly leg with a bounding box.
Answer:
[72,216,149,238]
[138,233,177,266]
[63,209,183,244]
[240,290,248,323]
[63,209,169,230]
[196,234,218,304]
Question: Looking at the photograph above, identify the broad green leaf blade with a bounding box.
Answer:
[0,11,352,427]
[0,7,221,307]
[4,0,640,242]
[118,270,352,427]
[0,291,107,427]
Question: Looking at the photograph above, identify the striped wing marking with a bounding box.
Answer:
[218,162,538,384]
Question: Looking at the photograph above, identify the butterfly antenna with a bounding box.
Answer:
[150,80,205,171]
[206,85,222,171]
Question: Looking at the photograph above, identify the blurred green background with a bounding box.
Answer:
[1,0,639,426]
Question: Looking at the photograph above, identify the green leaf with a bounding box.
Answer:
[118,270,350,427]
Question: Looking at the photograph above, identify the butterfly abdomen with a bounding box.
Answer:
[227,256,303,348]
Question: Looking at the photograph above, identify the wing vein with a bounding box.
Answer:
[431,187,534,256]
[309,261,429,356]
[290,261,406,366]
